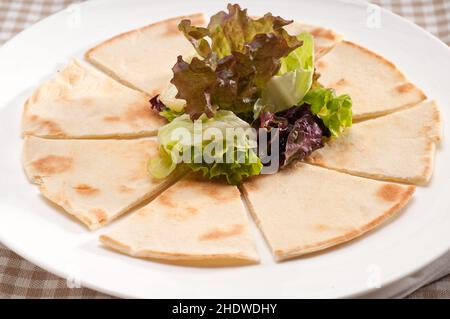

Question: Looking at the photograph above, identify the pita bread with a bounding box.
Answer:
[85,14,205,95]
[22,59,165,138]
[240,163,414,261]
[23,136,183,230]
[100,176,259,266]
[284,22,342,58]
[316,41,426,120]
[307,101,442,185]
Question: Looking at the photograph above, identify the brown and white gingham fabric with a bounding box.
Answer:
[0,244,110,298]
[0,0,449,299]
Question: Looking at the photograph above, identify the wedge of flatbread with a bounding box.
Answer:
[307,101,442,185]
[316,41,426,120]
[100,176,259,266]
[85,14,204,95]
[284,22,342,58]
[23,136,183,230]
[240,163,414,261]
[22,59,165,138]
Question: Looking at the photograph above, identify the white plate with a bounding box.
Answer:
[0,0,449,298]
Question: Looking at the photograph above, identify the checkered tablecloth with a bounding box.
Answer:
[0,0,449,299]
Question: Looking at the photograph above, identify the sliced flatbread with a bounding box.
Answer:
[240,163,415,261]
[316,41,426,120]
[307,101,442,185]
[100,176,259,266]
[284,22,342,58]
[22,59,165,138]
[85,14,205,95]
[23,136,183,230]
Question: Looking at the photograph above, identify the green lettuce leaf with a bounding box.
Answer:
[159,107,185,122]
[255,32,315,118]
[302,87,353,137]
[148,110,262,185]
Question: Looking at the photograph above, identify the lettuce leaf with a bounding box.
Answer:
[179,3,300,60]
[149,92,185,122]
[257,105,324,167]
[171,56,217,120]
[255,32,315,118]
[171,32,302,120]
[159,107,185,122]
[178,19,211,59]
[158,82,186,112]
[172,4,302,119]
[187,147,262,185]
[302,87,352,137]
[148,110,262,184]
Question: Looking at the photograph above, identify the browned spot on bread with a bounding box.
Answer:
[316,60,327,69]
[310,28,338,41]
[165,206,198,221]
[31,155,73,174]
[335,78,347,86]
[80,97,95,106]
[176,177,237,202]
[73,184,99,195]
[39,120,64,136]
[199,224,244,241]
[376,184,404,202]
[103,116,121,122]
[307,152,324,165]
[242,178,261,192]
[186,206,198,215]
[433,107,441,122]
[91,208,107,223]
[314,224,330,232]
[124,103,153,123]
[395,83,414,93]
[158,193,177,208]
[118,185,134,193]
[424,140,434,152]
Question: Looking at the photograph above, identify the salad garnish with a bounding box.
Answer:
[149,3,353,184]
[148,110,262,185]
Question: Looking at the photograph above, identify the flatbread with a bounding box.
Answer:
[316,41,426,120]
[240,163,414,261]
[307,101,442,185]
[22,59,165,138]
[23,136,183,230]
[284,22,342,58]
[100,176,259,266]
[85,14,205,95]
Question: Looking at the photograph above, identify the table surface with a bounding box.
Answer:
[0,0,449,299]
